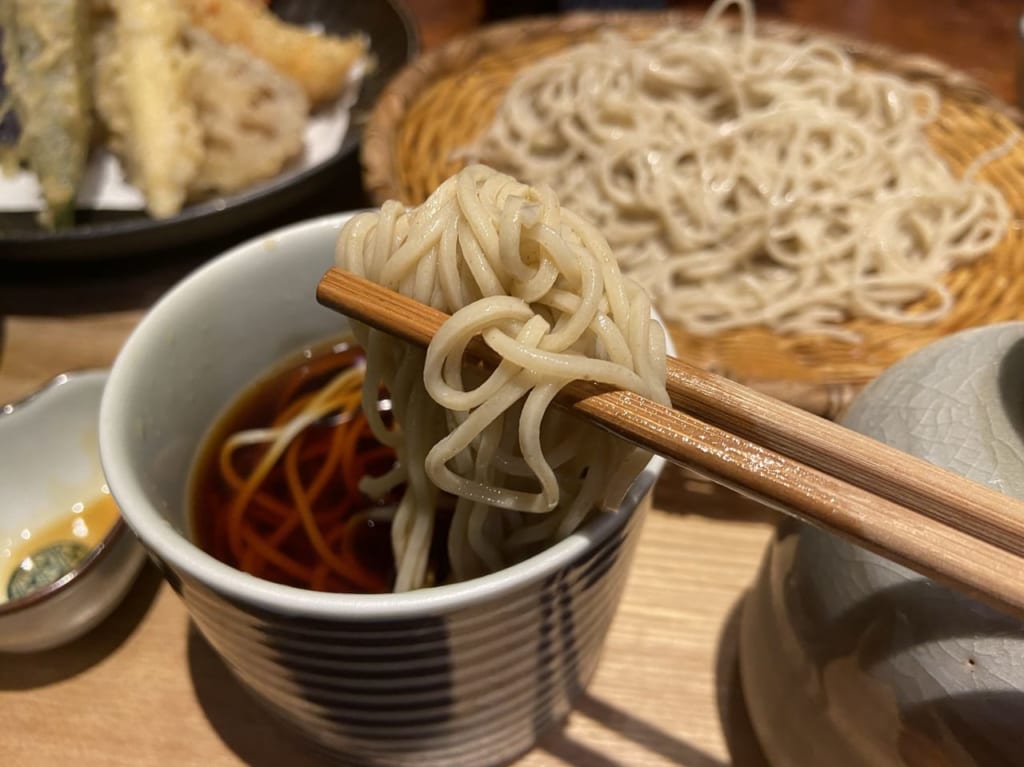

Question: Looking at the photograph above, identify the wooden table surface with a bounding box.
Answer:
[0,2,1019,765]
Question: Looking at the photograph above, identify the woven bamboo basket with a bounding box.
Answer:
[361,12,1024,416]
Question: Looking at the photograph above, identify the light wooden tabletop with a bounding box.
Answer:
[0,1,1017,764]
[0,312,779,767]
[0,468,777,767]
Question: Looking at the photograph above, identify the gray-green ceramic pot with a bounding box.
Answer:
[740,322,1024,767]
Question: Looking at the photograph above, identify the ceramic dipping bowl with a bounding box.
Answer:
[0,370,146,653]
[99,214,666,767]
[740,322,1024,767]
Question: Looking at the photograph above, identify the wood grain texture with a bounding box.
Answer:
[0,313,143,404]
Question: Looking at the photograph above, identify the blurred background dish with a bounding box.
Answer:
[0,0,417,261]
[0,370,145,653]
[361,8,1024,416]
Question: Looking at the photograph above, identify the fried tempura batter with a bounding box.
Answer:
[93,1,310,215]
[1,0,93,228]
[93,0,203,218]
[180,0,366,106]
[186,28,308,195]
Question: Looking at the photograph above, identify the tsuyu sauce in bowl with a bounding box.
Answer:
[188,337,454,594]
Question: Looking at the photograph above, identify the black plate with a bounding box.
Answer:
[0,0,417,261]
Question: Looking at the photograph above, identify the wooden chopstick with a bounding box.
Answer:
[317,268,1024,616]
[662,358,1024,558]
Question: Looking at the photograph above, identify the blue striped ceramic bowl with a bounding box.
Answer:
[99,214,664,766]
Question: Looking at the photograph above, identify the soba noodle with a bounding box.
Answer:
[336,164,669,591]
[469,0,1011,340]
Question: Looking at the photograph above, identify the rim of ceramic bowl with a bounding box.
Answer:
[0,369,131,617]
[100,214,667,620]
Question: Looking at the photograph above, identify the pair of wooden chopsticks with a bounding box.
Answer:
[317,268,1024,618]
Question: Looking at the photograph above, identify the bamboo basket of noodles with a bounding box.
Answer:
[360,8,1024,416]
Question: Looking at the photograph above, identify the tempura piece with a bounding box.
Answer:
[186,28,308,195]
[179,0,366,106]
[93,0,203,218]
[0,0,93,228]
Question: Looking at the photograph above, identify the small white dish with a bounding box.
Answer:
[0,370,146,653]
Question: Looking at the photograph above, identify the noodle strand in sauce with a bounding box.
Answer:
[192,340,411,593]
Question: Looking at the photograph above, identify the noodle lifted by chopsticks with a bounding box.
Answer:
[336,164,669,591]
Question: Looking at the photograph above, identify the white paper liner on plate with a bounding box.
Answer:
[0,61,364,213]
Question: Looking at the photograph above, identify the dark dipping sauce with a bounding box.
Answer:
[190,338,450,594]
